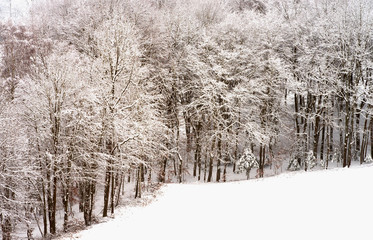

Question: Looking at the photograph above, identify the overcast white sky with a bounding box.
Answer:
[0,0,32,22]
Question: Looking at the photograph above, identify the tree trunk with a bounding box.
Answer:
[178,157,183,183]
[360,117,369,164]
[197,147,202,181]
[320,118,326,163]
[370,116,373,158]
[1,184,13,240]
[347,102,355,167]
[52,171,57,234]
[294,93,301,136]
[158,159,167,183]
[258,144,265,178]
[47,172,57,235]
[193,153,197,177]
[193,122,201,179]
[313,96,322,159]
[135,166,142,199]
[326,125,330,169]
[176,117,182,183]
[195,124,202,181]
[207,137,216,182]
[116,173,123,206]
[203,149,208,182]
[1,216,12,240]
[223,158,227,182]
[62,152,72,232]
[83,180,95,226]
[233,109,241,173]
[184,113,192,164]
[216,132,222,182]
[328,122,334,168]
[355,104,362,156]
[62,187,69,232]
[103,164,111,217]
[343,101,350,168]
[41,179,48,236]
[110,169,116,215]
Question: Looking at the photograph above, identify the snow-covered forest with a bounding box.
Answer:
[1,0,373,239]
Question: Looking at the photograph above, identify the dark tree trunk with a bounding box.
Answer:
[116,173,124,206]
[184,113,192,164]
[193,153,197,177]
[343,102,350,168]
[1,184,13,240]
[328,122,334,168]
[223,159,227,182]
[203,149,208,181]
[62,152,72,232]
[194,122,202,181]
[103,164,111,217]
[1,216,12,240]
[41,180,48,236]
[370,116,373,158]
[320,116,326,163]
[347,102,355,167]
[233,109,241,173]
[110,170,116,215]
[62,187,69,232]
[197,147,202,181]
[360,117,369,164]
[178,158,183,183]
[175,118,182,183]
[326,125,330,169]
[158,159,167,183]
[83,180,96,226]
[193,122,201,179]
[135,165,142,199]
[355,104,362,155]
[294,94,301,136]
[313,96,322,159]
[79,183,84,212]
[52,172,57,234]
[216,132,222,182]
[47,173,57,235]
[258,144,265,178]
[207,137,216,182]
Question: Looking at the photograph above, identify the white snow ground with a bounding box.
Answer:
[60,165,373,240]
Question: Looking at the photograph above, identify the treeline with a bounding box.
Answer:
[0,0,373,239]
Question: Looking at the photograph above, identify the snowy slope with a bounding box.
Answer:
[61,165,373,240]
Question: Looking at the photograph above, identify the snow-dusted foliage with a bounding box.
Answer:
[236,148,259,179]
[365,155,373,163]
[304,151,317,170]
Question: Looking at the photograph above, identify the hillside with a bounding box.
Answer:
[61,165,373,240]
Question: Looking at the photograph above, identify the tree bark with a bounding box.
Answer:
[1,216,12,240]
[62,151,72,232]
[320,111,326,163]
[370,116,373,158]
[83,180,95,226]
[258,144,265,178]
[360,117,369,164]
[103,163,111,217]
[216,132,222,182]
[343,101,350,168]
[207,137,216,182]
[184,113,192,164]
[110,169,116,215]
[135,165,142,199]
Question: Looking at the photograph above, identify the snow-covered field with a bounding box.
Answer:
[60,165,373,240]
